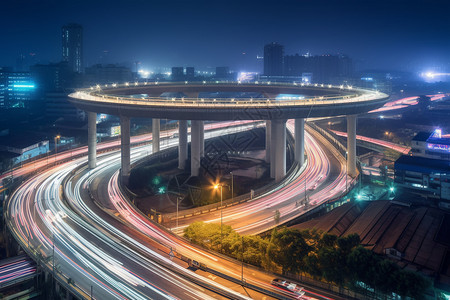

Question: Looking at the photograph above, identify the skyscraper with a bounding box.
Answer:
[264,42,284,76]
[62,24,83,73]
[171,67,184,81]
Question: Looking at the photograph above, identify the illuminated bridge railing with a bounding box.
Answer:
[71,82,386,108]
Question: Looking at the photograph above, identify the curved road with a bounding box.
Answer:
[5,121,347,300]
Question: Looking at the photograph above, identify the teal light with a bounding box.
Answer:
[158,186,166,194]
[152,177,161,185]
[356,194,362,200]
[13,84,35,88]
[389,186,395,192]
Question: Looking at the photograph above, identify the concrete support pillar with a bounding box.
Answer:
[199,121,205,157]
[191,120,201,177]
[178,120,188,170]
[152,118,160,153]
[270,121,276,178]
[295,118,305,165]
[270,119,287,182]
[265,120,271,163]
[347,114,357,177]
[87,112,97,169]
[120,116,131,180]
[275,119,287,182]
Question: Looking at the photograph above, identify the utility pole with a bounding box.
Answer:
[241,236,244,283]
[176,196,182,230]
[230,172,233,203]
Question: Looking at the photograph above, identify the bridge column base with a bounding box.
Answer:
[121,116,131,183]
[347,114,357,177]
[271,119,287,182]
[88,112,97,169]
[265,120,271,163]
[178,120,188,170]
[295,118,305,166]
[152,118,160,153]
[200,121,204,157]
[191,120,201,177]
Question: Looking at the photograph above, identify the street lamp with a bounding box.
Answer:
[241,236,245,284]
[54,135,60,164]
[214,184,223,252]
[230,172,233,203]
[176,196,182,230]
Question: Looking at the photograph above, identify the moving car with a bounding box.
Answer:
[271,278,305,298]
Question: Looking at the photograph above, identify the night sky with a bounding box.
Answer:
[2,0,450,72]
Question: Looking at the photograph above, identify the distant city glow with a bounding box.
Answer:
[421,71,450,80]
[138,69,152,78]
[237,71,258,81]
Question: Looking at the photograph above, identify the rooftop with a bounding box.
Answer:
[395,155,450,173]
[0,135,48,150]
[412,132,432,142]
[291,201,450,285]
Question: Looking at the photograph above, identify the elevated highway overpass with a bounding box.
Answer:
[69,81,389,182]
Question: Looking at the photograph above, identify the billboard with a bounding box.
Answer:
[110,125,121,137]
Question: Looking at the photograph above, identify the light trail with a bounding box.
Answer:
[331,130,411,154]
[6,123,267,300]
[369,93,448,114]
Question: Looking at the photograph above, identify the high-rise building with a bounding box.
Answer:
[284,53,353,84]
[185,67,195,80]
[30,62,84,121]
[62,23,83,73]
[264,42,284,76]
[394,129,450,206]
[0,67,36,109]
[84,64,132,86]
[171,67,184,81]
[215,67,230,79]
[284,54,310,76]
[30,62,72,91]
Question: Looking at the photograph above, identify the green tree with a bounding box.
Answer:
[373,259,399,295]
[347,246,378,287]
[184,221,234,252]
[318,246,344,285]
[268,228,311,274]
[318,232,337,248]
[395,269,430,299]
[303,253,322,279]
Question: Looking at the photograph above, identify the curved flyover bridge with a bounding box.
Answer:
[69,81,389,182]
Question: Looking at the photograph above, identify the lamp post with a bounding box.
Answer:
[230,172,233,203]
[54,135,60,164]
[176,196,182,230]
[241,236,244,284]
[214,184,223,252]
[304,176,306,205]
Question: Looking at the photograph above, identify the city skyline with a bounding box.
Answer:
[2,0,450,73]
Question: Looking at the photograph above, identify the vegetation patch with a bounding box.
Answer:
[184,222,430,299]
